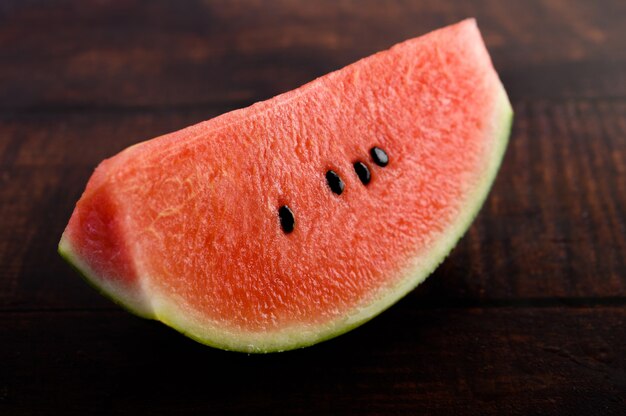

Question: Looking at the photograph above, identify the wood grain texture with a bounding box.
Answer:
[2,307,625,415]
[0,0,624,113]
[1,0,625,414]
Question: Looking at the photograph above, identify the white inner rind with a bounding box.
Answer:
[58,237,154,318]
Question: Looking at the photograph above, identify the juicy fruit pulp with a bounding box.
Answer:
[59,19,513,352]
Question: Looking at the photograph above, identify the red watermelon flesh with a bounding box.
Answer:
[59,19,512,352]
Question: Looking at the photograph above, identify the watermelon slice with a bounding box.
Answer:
[59,19,512,352]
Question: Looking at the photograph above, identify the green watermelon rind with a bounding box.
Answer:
[58,243,152,319]
[59,83,512,353]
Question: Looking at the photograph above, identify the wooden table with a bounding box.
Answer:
[1,1,625,414]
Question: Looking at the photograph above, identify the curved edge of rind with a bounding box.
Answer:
[58,236,154,320]
[335,85,514,339]
[150,85,514,353]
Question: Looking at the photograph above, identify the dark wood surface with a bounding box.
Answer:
[1,1,625,414]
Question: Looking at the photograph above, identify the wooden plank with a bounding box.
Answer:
[0,0,624,112]
[1,306,625,415]
[0,98,624,310]
[1,1,624,415]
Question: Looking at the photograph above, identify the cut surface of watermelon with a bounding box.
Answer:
[59,19,512,352]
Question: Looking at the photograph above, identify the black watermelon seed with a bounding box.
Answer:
[353,161,371,185]
[278,205,295,234]
[326,170,345,195]
[370,147,389,167]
